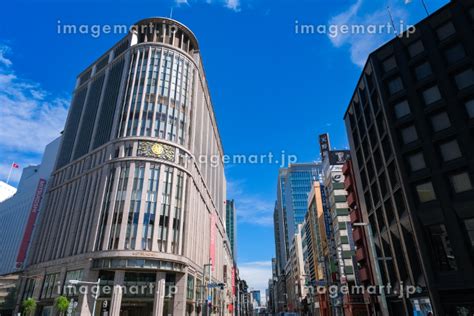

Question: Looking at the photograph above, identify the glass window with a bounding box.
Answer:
[444,44,465,64]
[394,100,410,119]
[388,77,403,95]
[436,22,456,41]
[422,86,442,106]
[383,56,397,72]
[465,99,474,118]
[414,62,432,81]
[454,69,474,90]
[416,181,436,202]
[439,140,462,162]
[464,219,474,248]
[196,278,202,301]
[450,172,472,193]
[430,112,451,132]
[408,152,426,172]
[401,125,418,144]
[408,40,424,58]
[427,224,457,271]
[186,274,195,300]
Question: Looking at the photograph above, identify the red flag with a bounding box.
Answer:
[12,163,19,169]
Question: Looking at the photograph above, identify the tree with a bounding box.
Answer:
[22,298,37,316]
[54,296,70,316]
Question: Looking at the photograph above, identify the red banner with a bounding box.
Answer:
[231,266,236,295]
[16,179,47,267]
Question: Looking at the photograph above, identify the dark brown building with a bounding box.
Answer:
[344,1,474,315]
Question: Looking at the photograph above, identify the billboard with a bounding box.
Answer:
[328,150,350,165]
[319,134,331,160]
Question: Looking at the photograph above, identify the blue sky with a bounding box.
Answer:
[0,0,448,296]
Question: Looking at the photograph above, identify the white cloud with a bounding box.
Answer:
[227,179,274,226]
[175,0,241,11]
[328,0,409,67]
[0,43,68,184]
[225,0,240,11]
[175,0,189,5]
[239,261,272,303]
[0,45,12,67]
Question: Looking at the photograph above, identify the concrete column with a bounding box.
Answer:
[109,270,125,316]
[173,272,187,316]
[32,273,44,300]
[77,268,99,316]
[153,272,166,316]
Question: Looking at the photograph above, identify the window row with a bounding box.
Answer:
[415,171,473,203]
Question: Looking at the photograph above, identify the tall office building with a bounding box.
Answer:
[225,199,237,259]
[273,163,321,312]
[0,137,60,276]
[274,163,322,269]
[344,1,474,314]
[20,18,233,316]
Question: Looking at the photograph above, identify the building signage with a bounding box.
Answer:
[16,178,47,267]
[231,266,236,295]
[328,150,350,166]
[337,246,347,285]
[138,141,175,161]
[319,134,331,160]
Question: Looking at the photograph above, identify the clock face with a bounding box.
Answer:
[151,143,164,155]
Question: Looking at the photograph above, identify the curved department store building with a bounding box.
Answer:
[19,17,233,316]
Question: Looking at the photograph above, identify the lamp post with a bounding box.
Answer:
[68,278,101,315]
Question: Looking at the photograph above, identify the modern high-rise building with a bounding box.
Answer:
[344,1,474,314]
[19,17,233,316]
[225,199,237,259]
[0,137,61,276]
[274,163,322,270]
[273,163,322,312]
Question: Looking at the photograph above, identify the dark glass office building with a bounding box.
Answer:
[344,1,474,315]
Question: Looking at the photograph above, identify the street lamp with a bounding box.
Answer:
[68,278,101,315]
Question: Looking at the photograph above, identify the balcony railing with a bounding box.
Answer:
[355,247,366,262]
[349,210,360,223]
[352,227,363,242]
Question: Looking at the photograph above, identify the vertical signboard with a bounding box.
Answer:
[231,266,236,295]
[319,134,331,161]
[16,178,47,267]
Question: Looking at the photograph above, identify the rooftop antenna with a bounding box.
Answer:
[386,5,398,36]
[170,7,174,19]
